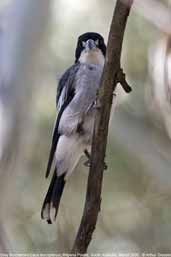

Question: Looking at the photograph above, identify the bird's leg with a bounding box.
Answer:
[84,149,91,167]
[84,149,107,170]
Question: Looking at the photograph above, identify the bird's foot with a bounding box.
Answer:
[83,159,108,170]
[84,149,108,170]
[84,160,91,167]
[103,162,108,170]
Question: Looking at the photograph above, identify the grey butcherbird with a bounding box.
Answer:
[41,32,107,224]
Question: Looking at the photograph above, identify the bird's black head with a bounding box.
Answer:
[75,32,106,64]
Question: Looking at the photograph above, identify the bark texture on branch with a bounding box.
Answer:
[71,0,133,253]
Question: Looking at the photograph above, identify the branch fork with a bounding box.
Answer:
[116,68,132,93]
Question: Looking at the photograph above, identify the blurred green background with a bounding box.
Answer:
[1,0,171,254]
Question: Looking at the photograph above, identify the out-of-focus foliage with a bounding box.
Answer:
[0,0,171,254]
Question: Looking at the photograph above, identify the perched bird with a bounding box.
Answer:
[41,32,106,224]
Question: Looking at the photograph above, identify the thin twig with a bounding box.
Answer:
[71,0,133,253]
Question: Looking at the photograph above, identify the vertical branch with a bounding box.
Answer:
[72,0,133,253]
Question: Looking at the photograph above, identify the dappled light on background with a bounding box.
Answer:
[133,0,171,34]
[148,36,171,140]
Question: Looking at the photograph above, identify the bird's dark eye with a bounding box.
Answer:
[99,39,103,46]
[78,40,83,48]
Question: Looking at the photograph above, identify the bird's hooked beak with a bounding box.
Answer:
[83,39,97,51]
[78,38,104,65]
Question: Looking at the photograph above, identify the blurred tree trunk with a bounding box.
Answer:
[0,0,52,251]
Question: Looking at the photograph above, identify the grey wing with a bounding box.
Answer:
[45,63,80,178]
[56,63,80,108]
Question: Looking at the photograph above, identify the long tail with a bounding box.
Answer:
[41,168,65,224]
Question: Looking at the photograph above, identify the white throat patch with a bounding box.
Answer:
[79,49,105,66]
